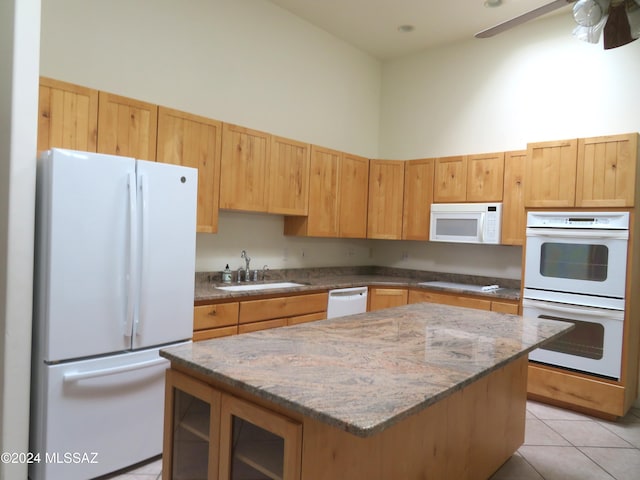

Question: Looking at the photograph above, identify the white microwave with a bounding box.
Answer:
[430,203,502,244]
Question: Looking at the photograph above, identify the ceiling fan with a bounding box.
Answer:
[475,0,640,49]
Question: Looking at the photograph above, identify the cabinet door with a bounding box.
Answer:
[402,158,434,241]
[339,153,369,238]
[576,133,638,207]
[466,152,504,202]
[501,150,526,246]
[525,139,577,207]
[97,92,158,159]
[38,77,98,152]
[367,160,405,239]
[219,393,302,480]
[408,290,491,310]
[163,369,221,480]
[268,136,310,215]
[157,107,222,233]
[368,288,408,311]
[305,146,341,237]
[219,123,270,212]
[434,155,467,202]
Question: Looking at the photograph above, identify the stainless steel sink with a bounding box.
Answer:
[216,282,305,292]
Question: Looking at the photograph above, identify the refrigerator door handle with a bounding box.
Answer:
[125,172,138,338]
[62,358,166,383]
[135,173,150,336]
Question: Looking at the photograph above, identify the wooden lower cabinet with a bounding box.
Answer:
[408,289,519,314]
[163,369,302,480]
[194,293,328,340]
[368,287,408,311]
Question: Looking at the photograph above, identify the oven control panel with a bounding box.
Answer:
[526,211,629,230]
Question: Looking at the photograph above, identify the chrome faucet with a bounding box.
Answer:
[236,266,245,283]
[240,250,251,282]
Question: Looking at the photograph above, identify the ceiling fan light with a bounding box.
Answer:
[603,1,636,48]
[573,0,605,27]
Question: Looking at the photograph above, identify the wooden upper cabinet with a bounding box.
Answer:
[156,107,222,233]
[402,158,434,241]
[339,153,369,238]
[267,136,310,215]
[219,123,270,212]
[97,92,158,160]
[576,133,639,207]
[434,155,467,202]
[525,139,577,207]
[502,150,526,246]
[284,145,341,237]
[367,160,405,239]
[38,77,98,153]
[466,152,504,202]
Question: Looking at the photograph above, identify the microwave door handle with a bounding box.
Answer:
[479,212,485,242]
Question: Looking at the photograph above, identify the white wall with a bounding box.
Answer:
[40,0,381,157]
[0,0,40,477]
[379,14,640,159]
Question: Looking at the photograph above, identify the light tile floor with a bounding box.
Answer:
[106,400,640,480]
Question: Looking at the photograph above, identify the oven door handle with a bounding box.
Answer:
[525,228,628,240]
[523,299,624,320]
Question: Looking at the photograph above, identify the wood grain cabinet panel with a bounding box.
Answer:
[219,123,270,212]
[157,107,222,233]
[466,152,504,202]
[339,153,369,238]
[434,155,467,203]
[501,150,527,246]
[576,133,639,207]
[268,136,311,215]
[97,92,158,160]
[367,160,405,239]
[38,77,99,153]
[525,139,578,207]
[402,158,434,241]
[284,146,341,237]
[239,293,328,324]
[408,290,491,311]
[368,288,408,312]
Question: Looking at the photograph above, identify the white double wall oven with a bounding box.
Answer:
[523,211,629,380]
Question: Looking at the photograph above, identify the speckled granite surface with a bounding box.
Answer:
[194,266,521,302]
[161,302,570,437]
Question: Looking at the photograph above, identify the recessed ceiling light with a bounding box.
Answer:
[484,0,502,7]
[397,24,415,33]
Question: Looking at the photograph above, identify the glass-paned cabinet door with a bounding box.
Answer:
[163,370,221,480]
[219,394,302,480]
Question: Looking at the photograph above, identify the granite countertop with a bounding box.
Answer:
[161,302,571,437]
[194,270,521,303]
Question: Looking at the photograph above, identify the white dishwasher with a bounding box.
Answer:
[326,287,368,319]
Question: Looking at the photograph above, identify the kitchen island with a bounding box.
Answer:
[160,302,571,480]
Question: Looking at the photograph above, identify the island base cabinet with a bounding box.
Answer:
[299,356,528,480]
[163,370,221,480]
[165,356,527,480]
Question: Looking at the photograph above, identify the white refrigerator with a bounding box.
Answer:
[30,149,197,480]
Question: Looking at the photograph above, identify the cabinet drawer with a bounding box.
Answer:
[287,311,326,326]
[408,290,491,311]
[194,302,239,330]
[193,325,238,342]
[239,293,328,324]
[239,318,288,334]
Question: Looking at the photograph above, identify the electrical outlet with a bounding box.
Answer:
[283,248,289,260]
[348,247,355,256]
[401,251,409,260]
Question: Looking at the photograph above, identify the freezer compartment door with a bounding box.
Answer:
[29,346,178,480]
[35,149,137,362]
[133,160,197,349]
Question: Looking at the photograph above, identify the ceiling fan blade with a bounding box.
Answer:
[603,1,636,49]
[476,0,577,38]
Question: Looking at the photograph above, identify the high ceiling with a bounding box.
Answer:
[267,0,570,59]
